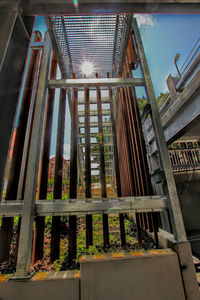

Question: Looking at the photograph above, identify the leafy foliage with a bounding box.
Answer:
[137,92,169,115]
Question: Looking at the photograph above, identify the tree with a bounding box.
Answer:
[137,92,169,115]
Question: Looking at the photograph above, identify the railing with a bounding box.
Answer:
[169,145,200,172]
[176,38,200,91]
[158,38,200,118]
[179,38,200,77]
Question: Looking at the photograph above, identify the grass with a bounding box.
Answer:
[0,214,156,274]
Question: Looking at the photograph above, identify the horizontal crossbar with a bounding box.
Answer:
[78,109,111,117]
[48,78,145,88]
[78,133,112,138]
[0,196,168,217]
[78,122,111,128]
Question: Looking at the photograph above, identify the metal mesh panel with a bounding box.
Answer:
[48,14,129,78]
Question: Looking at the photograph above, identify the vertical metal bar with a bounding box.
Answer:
[16,34,51,278]
[125,39,156,235]
[133,18,187,242]
[112,14,119,77]
[68,73,78,263]
[120,87,141,196]
[119,14,133,74]
[119,87,144,239]
[125,60,149,231]
[107,73,126,247]
[17,33,43,201]
[119,90,135,196]
[96,73,109,248]
[50,88,66,263]
[135,213,142,247]
[0,13,34,196]
[32,52,57,263]
[85,80,93,248]
[0,31,41,263]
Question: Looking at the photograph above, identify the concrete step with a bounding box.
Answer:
[0,249,197,300]
[80,249,186,300]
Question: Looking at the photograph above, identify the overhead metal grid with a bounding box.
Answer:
[48,14,129,77]
[47,14,128,183]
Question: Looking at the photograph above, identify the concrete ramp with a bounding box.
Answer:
[80,249,186,300]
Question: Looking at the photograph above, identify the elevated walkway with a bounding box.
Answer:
[144,42,200,156]
[145,69,200,156]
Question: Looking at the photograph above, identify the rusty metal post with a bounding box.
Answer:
[96,73,109,248]
[107,73,126,247]
[120,87,141,196]
[68,73,78,263]
[32,52,57,263]
[50,88,66,262]
[119,86,144,244]
[84,80,93,248]
[0,11,34,199]
[124,59,152,233]
[0,31,42,263]
[124,41,157,238]
[118,90,135,196]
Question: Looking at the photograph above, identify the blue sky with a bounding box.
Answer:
[33,14,200,157]
[135,14,200,96]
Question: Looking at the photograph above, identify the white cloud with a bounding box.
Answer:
[64,143,70,160]
[134,14,155,29]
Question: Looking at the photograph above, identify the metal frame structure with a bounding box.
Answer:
[0,2,199,298]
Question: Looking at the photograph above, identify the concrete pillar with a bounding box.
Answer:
[166,74,179,102]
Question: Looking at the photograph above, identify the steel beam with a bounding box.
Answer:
[37,197,168,215]
[107,73,126,247]
[0,196,168,217]
[22,2,200,15]
[0,31,42,264]
[48,78,144,88]
[78,109,111,117]
[78,133,112,138]
[79,143,113,147]
[68,75,78,263]
[78,98,110,104]
[15,34,51,278]
[84,85,93,247]
[45,16,68,78]
[0,201,23,217]
[119,14,133,73]
[78,121,111,128]
[50,88,66,263]
[16,33,43,201]
[96,73,109,247]
[33,52,57,263]
[133,18,187,244]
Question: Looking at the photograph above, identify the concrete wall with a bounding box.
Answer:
[80,252,185,300]
[174,170,200,233]
[0,277,79,300]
